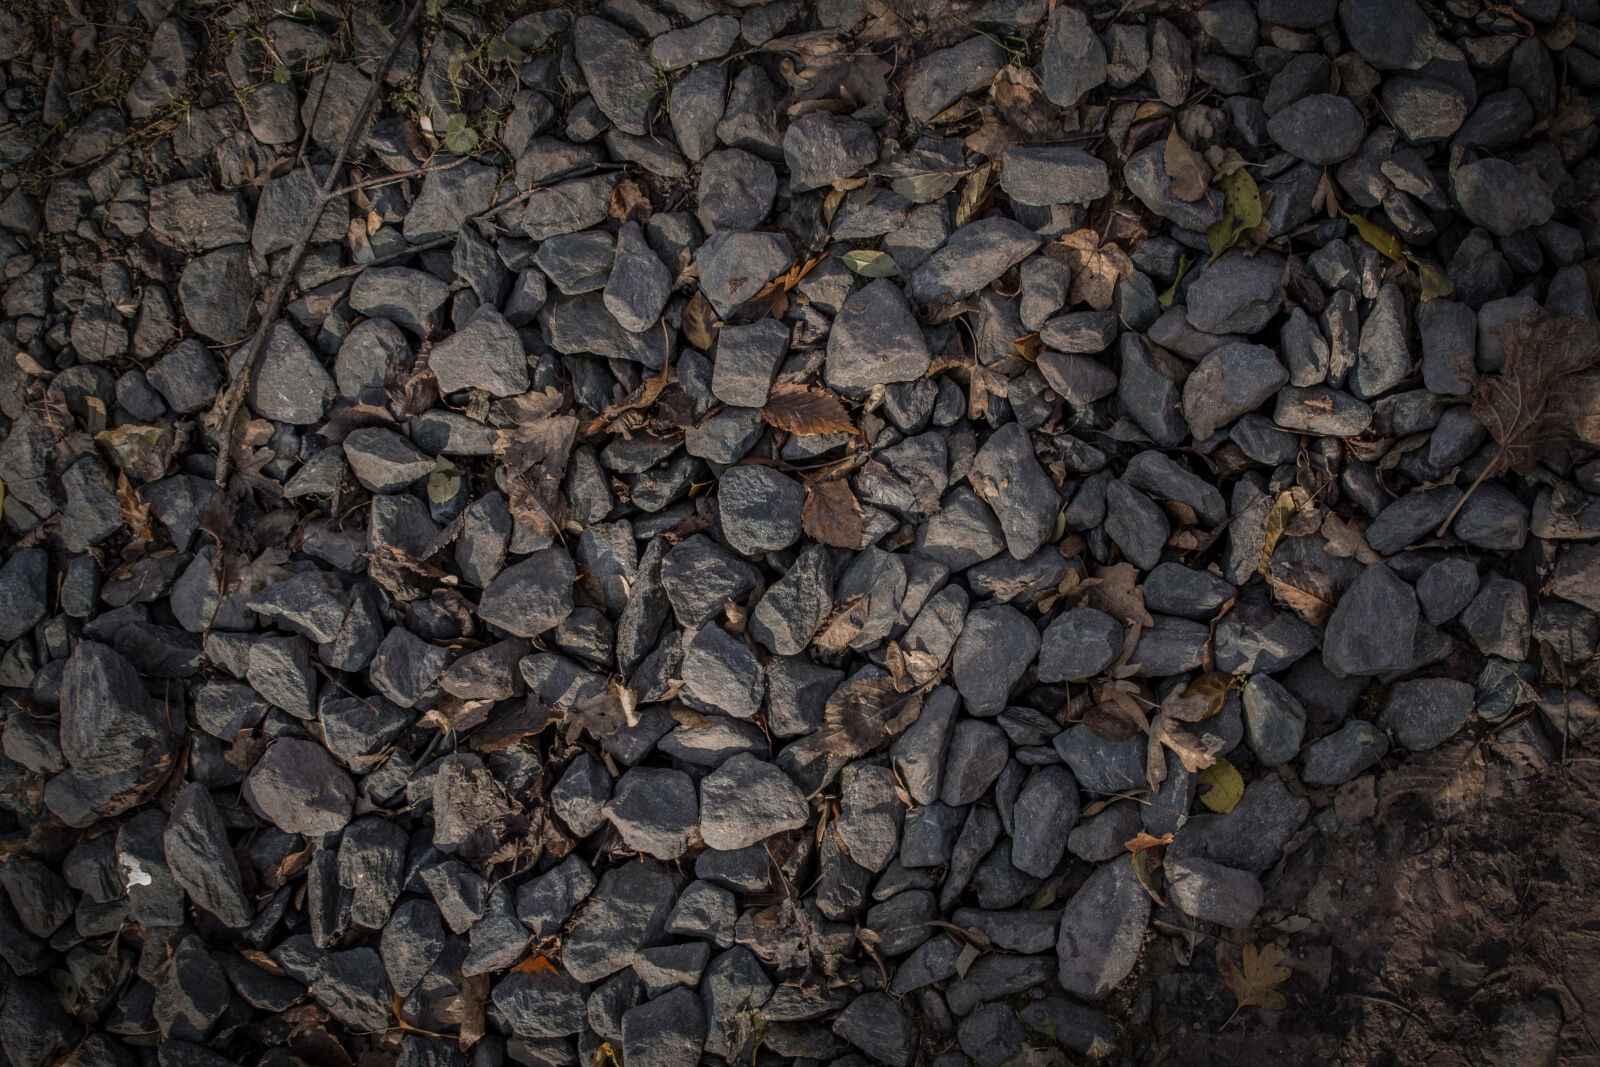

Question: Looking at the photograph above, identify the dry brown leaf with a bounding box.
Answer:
[683,291,720,350]
[990,65,1056,140]
[1125,830,1174,854]
[885,640,944,691]
[1083,703,1142,742]
[607,178,652,224]
[1054,229,1135,312]
[115,470,154,541]
[1266,560,1342,627]
[1163,125,1212,201]
[586,360,674,436]
[1084,562,1155,628]
[1320,512,1382,563]
[762,382,856,435]
[813,592,870,655]
[1221,943,1293,1025]
[814,675,927,758]
[434,972,491,1049]
[802,477,865,549]
[1473,315,1600,476]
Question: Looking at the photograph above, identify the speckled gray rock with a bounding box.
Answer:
[1186,253,1286,335]
[1056,858,1150,1000]
[1265,94,1365,164]
[951,604,1040,715]
[1040,6,1107,107]
[1322,563,1419,677]
[1039,608,1123,683]
[699,755,809,850]
[1182,342,1290,440]
[825,277,930,389]
[1000,147,1110,206]
[1378,677,1474,751]
[1301,719,1389,786]
[1166,856,1263,928]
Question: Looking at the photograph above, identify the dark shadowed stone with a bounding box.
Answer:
[1323,563,1419,676]
[244,738,354,837]
[1040,6,1107,107]
[1057,859,1150,1000]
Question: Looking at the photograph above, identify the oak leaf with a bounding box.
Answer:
[1221,943,1293,1025]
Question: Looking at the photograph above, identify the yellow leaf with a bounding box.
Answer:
[1351,214,1405,262]
[1416,260,1454,301]
[955,162,991,228]
[426,458,462,504]
[1205,169,1262,261]
[1221,943,1293,1021]
[1157,254,1191,308]
[841,249,901,277]
[1258,490,1298,574]
[1011,333,1043,361]
[1196,757,1245,814]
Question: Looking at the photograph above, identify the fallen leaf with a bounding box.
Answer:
[1163,125,1211,201]
[840,249,901,277]
[1416,260,1454,301]
[426,457,462,505]
[955,162,992,228]
[1084,562,1154,628]
[1221,943,1293,1026]
[682,291,720,350]
[96,424,183,481]
[115,470,154,541]
[1351,214,1404,262]
[1321,512,1381,563]
[607,179,651,224]
[1157,254,1191,308]
[812,592,870,655]
[762,382,856,435]
[802,477,865,549]
[1266,560,1341,626]
[1258,490,1302,574]
[1206,168,1262,261]
[1083,703,1142,742]
[512,955,560,975]
[814,675,927,758]
[1472,315,1600,477]
[1196,757,1245,813]
[434,972,491,1049]
[1054,229,1134,312]
[1125,830,1174,854]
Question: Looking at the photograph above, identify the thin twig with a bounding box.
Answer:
[1434,448,1500,538]
[211,0,430,488]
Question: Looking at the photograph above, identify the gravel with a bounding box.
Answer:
[1,3,1585,1063]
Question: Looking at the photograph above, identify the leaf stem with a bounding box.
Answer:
[1434,447,1501,539]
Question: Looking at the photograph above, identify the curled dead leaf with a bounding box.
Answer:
[762,382,856,435]
[802,477,865,549]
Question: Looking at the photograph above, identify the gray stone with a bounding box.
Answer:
[478,549,574,638]
[712,317,789,406]
[604,767,700,859]
[1057,859,1150,1000]
[749,545,833,656]
[695,149,775,234]
[1040,6,1107,107]
[251,321,333,424]
[682,623,766,719]
[564,861,678,982]
[716,464,805,555]
[1379,677,1474,751]
[699,754,808,850]
[573,17,654,135]
[1011,765,1077,877]
[1186,253,1287,335]
[1452,158,1554,236]
[835,763,904,872]
[969,421,1058,559]
[904,36,1004,123]
[825,277,930,389]
[1323,563,1418,676]
[244,738,353,837]
[1039,608,1123,683]
[349,267,449,337]
[784,112,879,192]
[163,782,251,928]
[1242,674,1306,766]
[909,218,1040,305]
[1266,94,1365,164]
[951,604,1039,715]
[833,992,914,1067]
[698,230,793,317]
[1166,856,1263,928]
[1002,146,1110,206]
[1352,283,1411,400]
[1301,719,1389,785]
[1104,480,1169,571]
[622,986,706,1067]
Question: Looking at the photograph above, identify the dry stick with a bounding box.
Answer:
[212,0,430,488]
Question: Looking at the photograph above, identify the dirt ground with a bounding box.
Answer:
[1124,719,1600,1067]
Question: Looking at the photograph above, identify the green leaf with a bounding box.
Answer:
[1351,214,1405,262]
[1158,254,1191,308]
[485,37,526,64]
[444,113,478,155]
[1416,260,1455,301]
[840,249,901,277]
[427,458,462,505]
[1197,757,1245,814]
[273,65,292,84]
[1205,169,1262,262]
